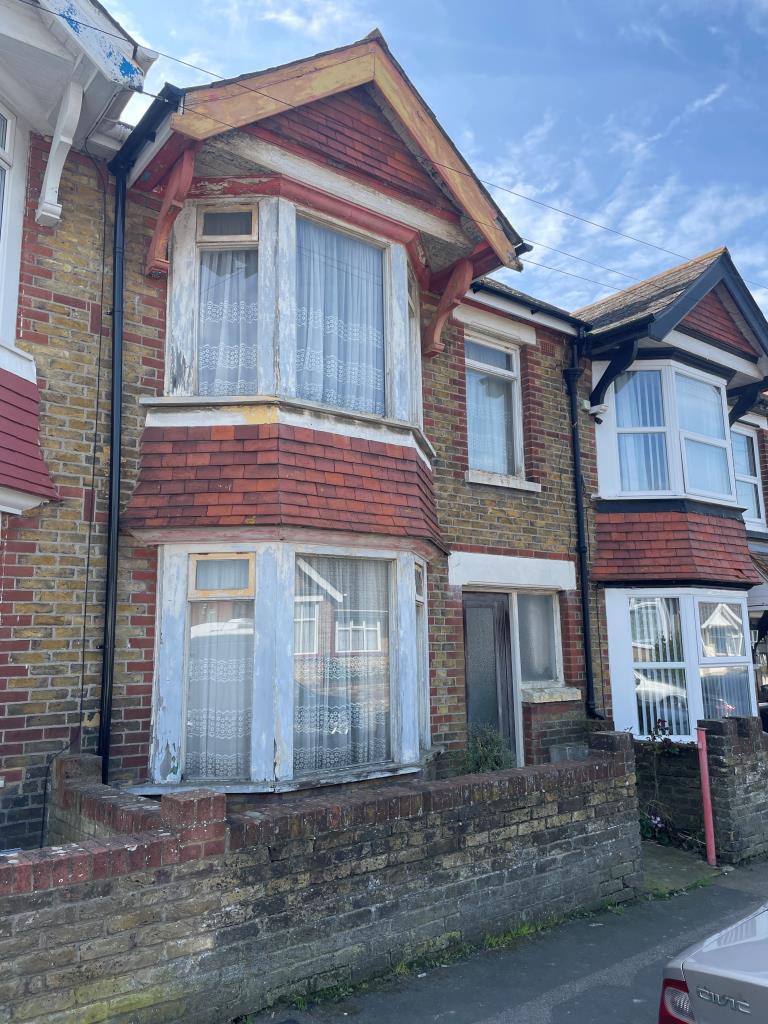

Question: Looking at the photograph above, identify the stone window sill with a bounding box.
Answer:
[465,469,542,492]
[520,685,582,705]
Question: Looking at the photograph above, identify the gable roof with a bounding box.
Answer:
[574,247,768,357]
[163,31,524,272]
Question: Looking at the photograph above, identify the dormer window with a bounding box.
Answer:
[607,362,735,502]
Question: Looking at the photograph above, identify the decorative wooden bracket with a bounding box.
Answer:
[36,81,83,226]
[144,148,196,278]
[422,258,474,357]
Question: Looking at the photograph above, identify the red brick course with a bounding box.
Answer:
[124,422,441,543]
[0,368,57,500]
[593,509,761,585]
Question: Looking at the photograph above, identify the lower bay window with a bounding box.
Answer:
[153,543,427,787]
[606,588,757,741]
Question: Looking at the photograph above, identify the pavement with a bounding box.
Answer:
[248,845,768,1024]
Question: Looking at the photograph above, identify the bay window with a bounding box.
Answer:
[153,543,425,787]
[166,199,417,423]
[731,427,765,528]
[607,588,756,741]
[609,363,737,500]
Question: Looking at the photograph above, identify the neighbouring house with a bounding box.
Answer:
[0,0,155,846]
[577,248,768,743]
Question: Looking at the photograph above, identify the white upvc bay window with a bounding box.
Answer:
[153,542,428,787]
[606,588,757,741]
[167,199,417,423]
[604,362,737,501]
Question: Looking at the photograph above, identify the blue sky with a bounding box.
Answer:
[116,0,768,314]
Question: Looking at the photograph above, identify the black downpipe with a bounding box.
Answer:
[564,330,604,720]
[98,168,127,783]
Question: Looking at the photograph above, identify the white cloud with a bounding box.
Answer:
[235,0,371,40]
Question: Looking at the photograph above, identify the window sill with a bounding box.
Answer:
[465,469,542,492]
[140,394,436,461]
[122,759,429,796]
[520,684,582,704]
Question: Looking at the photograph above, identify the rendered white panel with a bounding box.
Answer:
[448,551,576,591]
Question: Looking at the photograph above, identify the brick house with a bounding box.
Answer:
[0,0,154,847]
[577,248,768,743]
[0,22,609,849]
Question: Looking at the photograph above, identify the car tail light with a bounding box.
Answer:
[659,979,696,1022]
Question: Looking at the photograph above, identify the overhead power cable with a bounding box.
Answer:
[12,0,768,295]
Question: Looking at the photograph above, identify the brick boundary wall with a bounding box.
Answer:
[0,733,640,1023]
[634,717,768,864]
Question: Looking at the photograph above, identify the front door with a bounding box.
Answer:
[462,592,517,762]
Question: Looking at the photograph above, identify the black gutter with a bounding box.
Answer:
[98,85,184,785]
[564,328,604,721]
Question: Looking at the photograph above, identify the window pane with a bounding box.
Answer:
[294,556,390,773]
[294,602,318,655]
[202,210,253,236]
[683,438,730,493]
[296,218,385,416]
[466,367,516,475]
[732,432,757,477]
[635,667,690,736]
[464,605,500,730]
[0,112,6,150]
[630,597,683,663]
[195,558,249,591]
[737,480,761,520]
[517,594,557,682]
[615,370,664,427]
[465,340,512,372]
[198,249,258,396]
[699,601,745,657]
[676,373,726,439]
[619,433,669,491]
[700,665,752,719]
[186,599,253,779]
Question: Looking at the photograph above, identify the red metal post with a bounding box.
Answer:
[697,726,717,867]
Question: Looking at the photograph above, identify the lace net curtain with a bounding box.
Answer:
[186,559,253,779]
[296,218,385,416]
[293,556,390,774]
[197,249,258,396]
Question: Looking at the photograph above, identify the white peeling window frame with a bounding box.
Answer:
[605,586,757,743]
[165,198,417,424]
[152,541,426,788]
[730,424,766,530]
[510,590,565,689]
[599,360,737,503]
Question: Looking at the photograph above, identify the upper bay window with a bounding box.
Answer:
[608,363,736,501]
[154,543,428,788]
[167,200,417,423]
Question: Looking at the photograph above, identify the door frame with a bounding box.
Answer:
[462,591,524,767]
